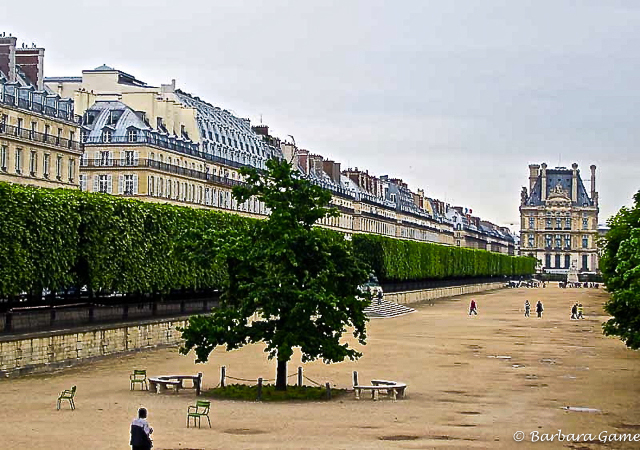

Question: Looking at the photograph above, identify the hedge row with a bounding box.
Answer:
[352,234,535,282]
[0,182,248,297]
[0,182,535,297]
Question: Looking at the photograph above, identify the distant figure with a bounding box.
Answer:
[524,300,530,317]
[376,288,383,306]
[577,303,584,319]
[469,299,478,316]
[536,301,544,318]
[571,303,578,320]
[131,407,153,450]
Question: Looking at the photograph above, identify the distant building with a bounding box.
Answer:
[0,34,81,189]
[520,163,599,273]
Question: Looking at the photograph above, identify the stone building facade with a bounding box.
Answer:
[0,35,81,189]
[520,163,599,273]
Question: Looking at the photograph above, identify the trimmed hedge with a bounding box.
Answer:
[0,182,534,298]
[352,234,535,282]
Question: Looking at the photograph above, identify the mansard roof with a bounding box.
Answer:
[525,167,594,207]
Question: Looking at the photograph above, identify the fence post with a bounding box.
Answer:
[221,366,226,388]
[353,371,358,387]
[257,377,263,401]
[297,366,303,387]
[325,382,331,399]
[196,372,202,396]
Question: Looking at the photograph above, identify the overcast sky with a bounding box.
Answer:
[4,0,639,227]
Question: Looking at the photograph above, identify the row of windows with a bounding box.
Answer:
[0,144,76,182]
[544,254,590,271]
[317,213,353,230]
[527,217,591,230]
[526,234,591,249]
[1,113,76,143]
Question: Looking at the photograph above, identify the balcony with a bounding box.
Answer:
[0,123,82,152]
[80,158,247,189]
[1,93,82,124]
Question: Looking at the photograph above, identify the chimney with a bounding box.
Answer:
[0,35,17,82]
[15,45,45,89]
[571,163,578,202]
[590,164,596,203]
[540,163,547,201]
[528,164,540,192]
[252,125,269,136]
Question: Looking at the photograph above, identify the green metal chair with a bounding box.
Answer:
[130,370,148,391]
[57,386,76,410]
[187,400,211,428]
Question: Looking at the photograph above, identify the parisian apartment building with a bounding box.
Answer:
[519,162,599,273]
[0,32,516,254]
[0,34,82,189]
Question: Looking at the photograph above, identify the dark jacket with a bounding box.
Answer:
[130,419,152,449]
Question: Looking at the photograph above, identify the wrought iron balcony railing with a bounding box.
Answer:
[0,123,82,151]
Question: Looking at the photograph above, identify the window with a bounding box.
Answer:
[127,129,138,142]
[565,218,571,229]
[555,218,562,229]
[123,151,135,166]
[124,175,135,195]
[57,128,62,145]
[565,254,571,268]
[17,118,23,132]
[148,176,154,196]
[56,155,63,179]
[564,235,571,249]
[545,218,552,229]
[582,235,589,249]
[545,254,551,268]
[44,125,50,141]
[29,151,37,175]
[68,158,75,182]
[582,218,588,230]
[101,130,112,143]
[0,145,7,170]
[554,234,561,249]
[14,149,22,174]
[529,217,535,229]
[30,122,37,140]
[555,254,561,268]
[80,130,87,143]
[545,234,552,248]
[528,234,534,247]
[79,174,87,191]
[99,151,111,166]
[0,114,7,132]
[43,153,50,177]
[69,131,75,148]
[582,255,588,271]
[98,174,110,193]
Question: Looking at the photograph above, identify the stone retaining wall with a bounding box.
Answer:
[0,318,188,378]
[385,281,505,305]
[0,282,505,378]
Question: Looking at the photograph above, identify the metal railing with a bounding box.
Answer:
[1,93,82,124]
[0,123,82,151]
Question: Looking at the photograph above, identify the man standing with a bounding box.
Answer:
[571,303,578,319]
[131,407,153,450]
[524,300,530,317]
[577,303,584,319]
[536,301,544,318]
[469,299,478,316]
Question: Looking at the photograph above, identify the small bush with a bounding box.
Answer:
[203,383,347,402]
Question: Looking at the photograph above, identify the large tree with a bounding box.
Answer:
[601,190,640,348]
[179,158,370,390]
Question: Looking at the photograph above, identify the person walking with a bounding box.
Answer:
[577,303,584,319]
[571,303,578,320]
[524,300,530,317]
[130,407,153,450]
[536,300,544,318]
[469,299,478,316]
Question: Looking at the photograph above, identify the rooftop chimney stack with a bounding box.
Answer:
[15,45,45,89]
[0,35,17,82]
[571,162,578,202]
[590,164,597,204]
[540,163,547,201]
[528,164,540,192]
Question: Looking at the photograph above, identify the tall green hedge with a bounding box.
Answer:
[0,182,535,298]
[352,234,535,282]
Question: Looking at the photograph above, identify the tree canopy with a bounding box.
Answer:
[601,190,640,348]
[179,158,370,389]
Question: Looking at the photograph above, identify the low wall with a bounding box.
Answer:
[385,281,505,305]
[0,318,188,378]
[0,281,505,378]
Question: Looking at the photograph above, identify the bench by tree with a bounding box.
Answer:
[187,400,211,428]
[57,386,76,410]
[130,370,148,391]
[352,372,406,401]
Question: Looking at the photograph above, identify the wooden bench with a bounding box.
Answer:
[149,373,203,395]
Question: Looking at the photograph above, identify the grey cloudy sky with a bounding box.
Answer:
[4,0,639,227]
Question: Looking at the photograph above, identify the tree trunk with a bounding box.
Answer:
[275,359,288,391]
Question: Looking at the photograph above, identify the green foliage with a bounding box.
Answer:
[203,383,346,402]
[179,159,371,390]
[601,191,640,348]
[352,234,536,282]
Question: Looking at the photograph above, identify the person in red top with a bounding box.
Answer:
[469,299,478,316]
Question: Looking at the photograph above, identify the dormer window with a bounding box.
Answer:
[102,130,112,143]
[127,129,139,142]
